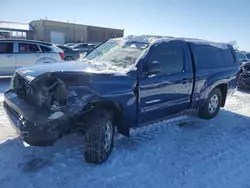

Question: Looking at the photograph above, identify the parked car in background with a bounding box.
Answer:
[71,43,95,53]
[0,39,64,76]
[3,36,239,164]
[56,44,80,61]
[63,43,75,47]
[236,51,250,64]
[238,61,250,90]
[244,52,250,60]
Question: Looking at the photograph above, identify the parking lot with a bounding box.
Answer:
[1,77,250,188]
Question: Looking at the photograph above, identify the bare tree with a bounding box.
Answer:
[228,41,239,50]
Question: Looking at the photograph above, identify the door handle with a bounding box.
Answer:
[6,54,13,58]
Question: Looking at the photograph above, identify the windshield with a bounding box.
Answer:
[83,39,149,70]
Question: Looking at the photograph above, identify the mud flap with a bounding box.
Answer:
[117,122,130,137]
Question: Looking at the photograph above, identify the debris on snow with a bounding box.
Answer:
[48,111,64,119]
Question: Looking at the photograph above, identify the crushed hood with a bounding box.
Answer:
[16,61,130,83]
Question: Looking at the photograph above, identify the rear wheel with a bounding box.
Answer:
[84,109,114,164]
[198,88,222,119]
[65,56,73,61]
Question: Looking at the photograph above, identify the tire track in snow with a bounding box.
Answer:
[160,116,250,187]
[169,133,250,187]
[109,92,250,187]
[1,89,250,187]
[224,91,250,112]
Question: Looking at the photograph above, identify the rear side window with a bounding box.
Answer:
[40,45,51,52]
[57,45,69,51]
[18,43,40,53]
[0,42,13,54]
[79,44,88,47]
[147,43,184,74]
[192,44,225,69]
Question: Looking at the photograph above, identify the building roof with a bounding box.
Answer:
[0,21,34,31]
[30,19,124,31]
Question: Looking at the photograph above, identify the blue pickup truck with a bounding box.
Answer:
[4,35,239,164]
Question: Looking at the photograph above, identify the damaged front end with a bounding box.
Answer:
[238,63,250,90]
[4,72,95,146]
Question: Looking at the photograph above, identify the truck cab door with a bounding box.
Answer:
[138,41,193,123]
[0,41,15,76]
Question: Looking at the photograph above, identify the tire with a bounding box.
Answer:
[84,109,114,164]
[65,56,73,61]
[198,88,222,119]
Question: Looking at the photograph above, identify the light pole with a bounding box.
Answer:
[74,15,76,42]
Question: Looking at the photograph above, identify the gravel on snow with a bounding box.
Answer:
[0,78,250,188]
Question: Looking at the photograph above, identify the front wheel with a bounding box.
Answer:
[198,88,222,119]
[84,109,114,164]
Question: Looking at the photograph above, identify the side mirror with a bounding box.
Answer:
[146,60,162,75]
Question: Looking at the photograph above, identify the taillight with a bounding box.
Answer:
[59,52,64,60]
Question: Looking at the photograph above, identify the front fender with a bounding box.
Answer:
[66,86,96,115]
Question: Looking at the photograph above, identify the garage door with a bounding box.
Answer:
[50,31,65,44]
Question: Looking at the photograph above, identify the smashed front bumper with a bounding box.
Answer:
[4,89,94,146]
[238,74,250,90]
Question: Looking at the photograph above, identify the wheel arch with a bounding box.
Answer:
[205,83,228,107]
[196,82,228,110]
[90,100,130,137]
[215,83,228,107]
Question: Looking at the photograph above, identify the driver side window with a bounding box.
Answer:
[147,43,184,74]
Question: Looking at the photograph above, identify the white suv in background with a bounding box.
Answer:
[0,39,64,76]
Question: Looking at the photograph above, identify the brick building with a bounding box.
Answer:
[30,19,124,44]
[0,20,124,44]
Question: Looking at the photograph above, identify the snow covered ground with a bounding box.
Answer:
[1,78,250,188]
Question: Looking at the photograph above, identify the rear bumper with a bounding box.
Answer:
[4,90,70,146]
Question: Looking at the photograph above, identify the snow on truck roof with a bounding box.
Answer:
[122,35,230,49]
